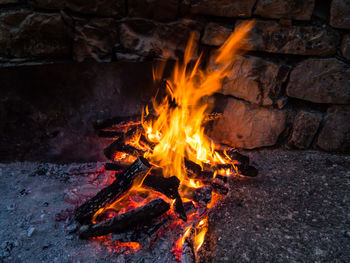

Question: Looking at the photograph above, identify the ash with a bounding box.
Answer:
[1,150,350,263]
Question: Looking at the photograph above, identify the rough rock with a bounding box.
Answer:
[317,105,350,152]
[29,0,126,17]
[129,0,178,21]
[120,19,201,60]
[0,11,71,58]
[208,98,286,149]
[286,58,350,104]
[28,0,64,9]
[201,23,232,46]
[330,0,350,29]
[289,111,321,149]
[254,0,315,20]
[236,20,340,56]
[183,0,256,18]
[73,18,117,62]
[0,0,19,3]
[341,34,350,60]
[218,55,290,105]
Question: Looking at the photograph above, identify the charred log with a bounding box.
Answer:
[225,150,250,168]
[142,173,180,199]
[79,198,170,239]
[104,127,144,160]
[74,157,151,225]
[104,163,128,172]
[237,165,258,177]
[174,196,187,222]
[111,214,173,247]
[181,185,212,205]
[184,159,202,175]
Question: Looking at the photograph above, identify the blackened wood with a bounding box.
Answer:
[237,165,258,177]
[207,181,229,195]
[97,130,124,138]
[174,196,187,222]
[225,150,250,168]
[79,198,170,239]
[139,134,157,150]
[111,214,173,247]
[184,159,201,175]
[74,157,151,225]
[104,127,144,160]
[94,115,141,130]
[142,173,180,199]
[104,163,128,172]
[196,170,228,184]
[181,185,212,205]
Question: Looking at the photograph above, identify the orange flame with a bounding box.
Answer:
[143,20,254,183]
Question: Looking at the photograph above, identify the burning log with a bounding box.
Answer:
[104,127,144,160]
[74,157,151,225]
[174,196,187,222]
[142,173,180,199]
[94,115,141,130]
[111,214,173,247]
[237,165,258,177]
[79,198,170,239]
[225,150,250,168]
[181,185,212,205]
[184,159,202,175]
[104,163,128,172]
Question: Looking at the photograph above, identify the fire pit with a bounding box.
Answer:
[70,21,258,262]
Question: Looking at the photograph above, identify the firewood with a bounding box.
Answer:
[111,214,173,247]
[237,165,258,177]
[104,127,144,160]
[142,172,180,199]
[79,198,170,239]
[225,150,250,168]
[93,115,141,130]
[174,196,187,222]
[181,185,212,205]
[104,163,128,172]
[184,159,202,175]
[74,157,151,225]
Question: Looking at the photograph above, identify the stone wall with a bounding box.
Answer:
[1,0,350,154]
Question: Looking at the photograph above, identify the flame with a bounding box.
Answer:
[143,20,254,184]
[194,217,208,252]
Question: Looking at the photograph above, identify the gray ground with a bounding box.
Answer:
[1,150,350,263]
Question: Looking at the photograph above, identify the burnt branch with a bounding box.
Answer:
[79,198,170,239]
[74,157,151,225]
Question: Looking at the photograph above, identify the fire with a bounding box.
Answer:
[90,20,254,259]
[143,20,254,183]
